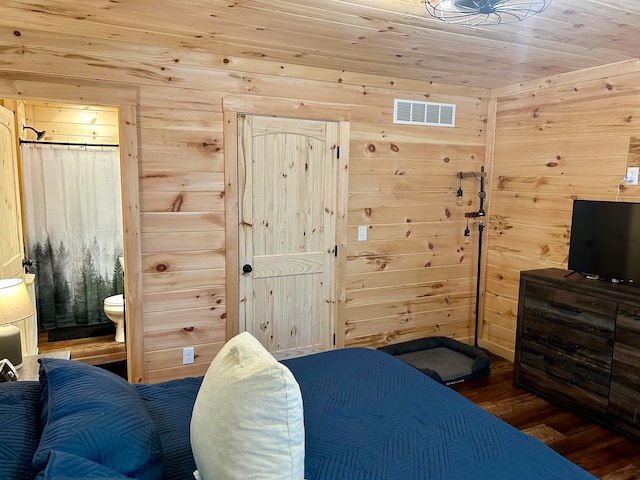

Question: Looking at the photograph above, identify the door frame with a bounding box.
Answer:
[223,97,351,349]
[0,105,25,280]
[0,74,145,382]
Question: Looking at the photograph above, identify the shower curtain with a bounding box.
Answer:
[20,144,124,332]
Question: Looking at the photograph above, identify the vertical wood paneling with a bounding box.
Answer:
[118,104,144,383]
[223,111,240,341]
[476,97,497,354]
[334,119,350,349]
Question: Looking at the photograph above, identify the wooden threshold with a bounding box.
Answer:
[38,335,126,366]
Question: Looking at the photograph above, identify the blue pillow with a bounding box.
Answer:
[34,359,163,480]
[35,451,130,479]
[136,377,203,480]
[0,381,40,480]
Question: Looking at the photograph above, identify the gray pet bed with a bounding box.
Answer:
[378,336,490,385]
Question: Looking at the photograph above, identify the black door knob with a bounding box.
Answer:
[242,264,253,273]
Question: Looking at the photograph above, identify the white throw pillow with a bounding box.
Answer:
[190,332,305,480]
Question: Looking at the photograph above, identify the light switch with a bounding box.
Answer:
[358,226,367,241]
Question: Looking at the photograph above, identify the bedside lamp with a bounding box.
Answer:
[0,278,35,369]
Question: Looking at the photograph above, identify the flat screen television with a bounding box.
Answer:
[568,199,640,284]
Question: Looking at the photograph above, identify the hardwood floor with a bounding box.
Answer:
[452,356,640,480]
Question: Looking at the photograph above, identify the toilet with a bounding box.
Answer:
[103,294,125,343]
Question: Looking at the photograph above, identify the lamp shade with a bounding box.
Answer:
[0,278,34,326]
[0,278,34,368]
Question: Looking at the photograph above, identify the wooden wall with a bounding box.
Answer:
[345,102,487,348]
[0,24,488,382]
[482,60,640,359]
[5,17,640,381]
[21,101,119,144]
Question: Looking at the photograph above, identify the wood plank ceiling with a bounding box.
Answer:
[1,0,639,89]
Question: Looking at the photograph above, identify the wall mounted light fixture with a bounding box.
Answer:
[23,125,47,141]
[456,173,464,206]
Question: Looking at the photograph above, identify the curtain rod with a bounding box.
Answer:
[19,140,120,148]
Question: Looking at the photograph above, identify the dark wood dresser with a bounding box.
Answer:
[514,268,640,440]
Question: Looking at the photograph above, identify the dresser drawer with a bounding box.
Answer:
[522,283,616,337]
[609,304,640,426]
[611,304,640,383]
[520,315,613,370]
[525,282,617,319]
[519,341,611,395]
[609,382,640,427]
[518,360,609,415]
[614,304,640,348]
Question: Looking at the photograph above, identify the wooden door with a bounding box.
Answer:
[0,105,24,280]
[238,115,339,358]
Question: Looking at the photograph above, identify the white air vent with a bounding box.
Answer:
[393,99,456,127]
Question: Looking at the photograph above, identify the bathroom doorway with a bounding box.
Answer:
[0,79,144,382]
[18,101,125,344]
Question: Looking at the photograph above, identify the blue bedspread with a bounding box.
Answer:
[1,348,595,480]
[283,348,596,480]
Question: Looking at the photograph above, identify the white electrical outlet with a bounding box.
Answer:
[358,226,367,241]
[183,346,195,365]
[626,167,639,186]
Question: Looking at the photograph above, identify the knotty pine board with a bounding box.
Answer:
[1,8,577,380]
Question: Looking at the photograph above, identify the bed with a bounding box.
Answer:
[1,340,596,480]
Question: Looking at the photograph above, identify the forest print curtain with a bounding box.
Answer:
[20,144,124,331]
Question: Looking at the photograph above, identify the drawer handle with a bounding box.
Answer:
[545,369,577,385]
[549,301,582,314]
[547,335,581,352]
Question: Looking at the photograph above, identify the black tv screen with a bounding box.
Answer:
[568,200,640,284]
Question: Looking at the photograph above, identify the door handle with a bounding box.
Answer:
[242,264,253,273]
